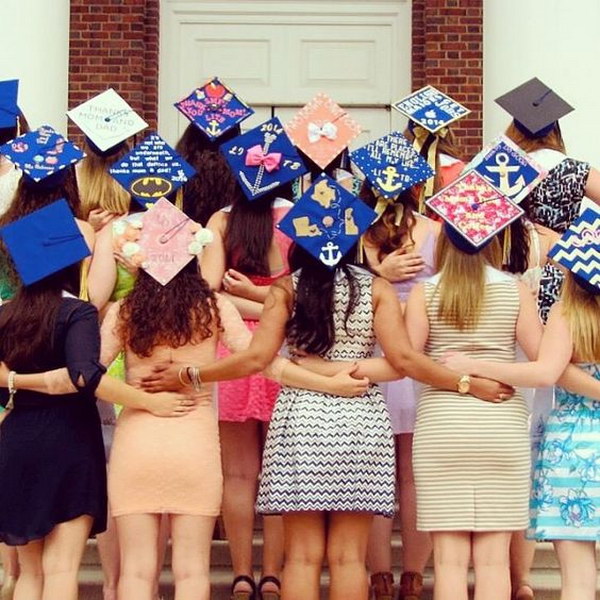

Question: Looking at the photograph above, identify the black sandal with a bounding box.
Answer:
[258,575,281,600]
[231,575,257,600]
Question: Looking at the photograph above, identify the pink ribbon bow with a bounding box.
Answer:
[245,144,282,173]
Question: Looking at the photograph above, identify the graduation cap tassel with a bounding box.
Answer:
[502,227,512,267]
[79,262,90,302]
[176,188,183,211]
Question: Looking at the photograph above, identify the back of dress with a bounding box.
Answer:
[413,267,531,532]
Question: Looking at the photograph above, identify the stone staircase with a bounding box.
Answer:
[70,533,597,599]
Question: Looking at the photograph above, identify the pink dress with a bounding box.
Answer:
[101,295,285,516]
[381,225,437,435]
[217,200,293,422]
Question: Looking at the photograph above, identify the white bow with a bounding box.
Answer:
[307,121,338,143]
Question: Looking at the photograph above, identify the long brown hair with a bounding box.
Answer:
[77,139,131,218]
[504,120,566,154]
[117,262,222,357]
[561,273,600,362]
[0,266,80,370]
[433,231,503,330]
[175,123,240,226]
[360,183,417,263]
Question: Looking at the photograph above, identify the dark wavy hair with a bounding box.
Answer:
[360,183,417,263]
[502,217,531,275]
[285,244,360,355]
[175,123,241,225]
[224,184,292,276]
[117,261,222,357]
[0,265,80,370]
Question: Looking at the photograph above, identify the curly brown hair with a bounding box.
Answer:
[360,183,417,263]
[117,262,222,357]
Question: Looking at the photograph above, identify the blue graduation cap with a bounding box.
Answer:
[0,79,19,129]
[175,77,254,140]
[392,85,470,133]
[0,126,84,182]
[350,131,434,199]
[109,133,196,208]
[0,199,91,285]
[467,135,547,204]
[548,208,600,293]
[278,174,376,268]
[220,117,307,201]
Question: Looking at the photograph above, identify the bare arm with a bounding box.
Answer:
[87,224,118,310]
[200,211,227,290]
[221,291,264,320]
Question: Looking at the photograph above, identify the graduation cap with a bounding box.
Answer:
[285,93,362,169]
[126,197,213,286]
[0,79,19,129]
[467,135,548,204]
[392,85,470,134]
[175,77,254,140]
[109,133,196,208]
[426,170,523,252]
[220,117,307,201]
[0,198,91,285]
[278,173,376,268]
[350,131,434,199]
[67,88,148,153]
[548,208,600,294]
[495,77,574,138]
[0,126,84,183]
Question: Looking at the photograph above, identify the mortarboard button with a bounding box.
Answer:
[495,77,574,137]
[67,88,148,153]
[278,173,376,268]
[0,199,91,285]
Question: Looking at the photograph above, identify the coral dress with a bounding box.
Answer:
[103,295,284,517]
[216,199,293,422]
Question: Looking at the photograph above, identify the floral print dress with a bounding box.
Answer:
[529,363,600,541]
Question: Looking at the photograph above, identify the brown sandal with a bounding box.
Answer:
[258,575,281,600]
[398,571,423,600]
[231,575,257,600]
[370,571,394,600]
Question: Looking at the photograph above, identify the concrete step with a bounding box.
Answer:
[75,567,580,600]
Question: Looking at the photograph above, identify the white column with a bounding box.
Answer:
[484,0,600,164]
[0,0,70,134]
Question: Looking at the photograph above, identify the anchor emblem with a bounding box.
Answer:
[484,152,526,197]
[206,119,222,137]
[239,132,281,197]
[319,241,342,267]
[375,165,403,194]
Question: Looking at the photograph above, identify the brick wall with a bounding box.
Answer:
[68,0,159,142]
[412,0,483,158]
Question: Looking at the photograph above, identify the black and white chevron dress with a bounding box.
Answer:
[256,267,395,517]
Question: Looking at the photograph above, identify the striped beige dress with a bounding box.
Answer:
[413,267,530,531]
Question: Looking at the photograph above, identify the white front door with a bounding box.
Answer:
[159,0,411,147]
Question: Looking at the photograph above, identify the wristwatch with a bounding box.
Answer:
[457,374,471,395]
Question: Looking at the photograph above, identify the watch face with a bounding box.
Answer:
[457,377,470,394]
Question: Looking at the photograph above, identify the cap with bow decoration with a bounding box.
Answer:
[285,93,361,169]
[220,117,307,200]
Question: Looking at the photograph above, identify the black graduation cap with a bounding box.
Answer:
[495,77,574,137]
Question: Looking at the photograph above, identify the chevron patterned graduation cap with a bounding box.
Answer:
[548,208,600,291]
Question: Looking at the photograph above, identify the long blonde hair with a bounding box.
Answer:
[561,273,600,362]
[504,120,566,154]
[77,140,131,218]
[432,232,503,330]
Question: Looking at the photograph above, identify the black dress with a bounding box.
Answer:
[0,298,107,546]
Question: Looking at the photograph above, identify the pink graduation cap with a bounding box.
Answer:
[285,93,361,169]
[126,198,213,286]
